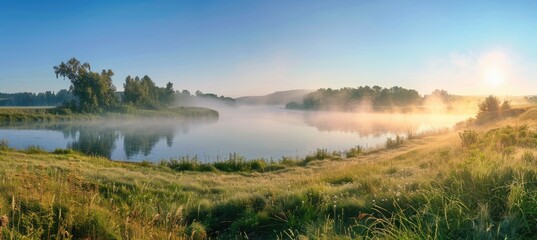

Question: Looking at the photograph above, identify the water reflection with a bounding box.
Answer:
[0,107,470,161]
[67,126,118,158]
[298,111,469,136]
[0,118,217,159]
[122,123,175,158]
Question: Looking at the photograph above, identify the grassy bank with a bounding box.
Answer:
[0,112,537,239]
[0,106,219,123]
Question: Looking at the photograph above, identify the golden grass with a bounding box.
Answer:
[0,111,536,239]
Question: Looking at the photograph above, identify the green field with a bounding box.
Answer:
[0,108,536,239]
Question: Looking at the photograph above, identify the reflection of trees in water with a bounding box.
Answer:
[66,127,118,158]
[63,122,180,159]
[2,118,216,159]
[301,112,420,136]
[122,126,175,158]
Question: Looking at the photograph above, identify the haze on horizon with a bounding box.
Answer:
[1,0,536,97]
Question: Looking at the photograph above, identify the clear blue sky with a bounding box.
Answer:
[1,0,536,96]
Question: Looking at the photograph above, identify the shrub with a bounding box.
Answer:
[459,130,478,148]
[386,135,404,149]
[325,176,354,185]
[346,145,363,158]
[164,155,285,173]
[0,139,8,150]
[185,222,207,240]
[52,148,75,154]
[280,157,299,166]
[71,212,120,240]
[25,145,47,154]
[314,148,330,159]
[479,95,500,113]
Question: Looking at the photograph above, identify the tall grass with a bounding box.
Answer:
[385,135,404,149]
[0,118,537,238]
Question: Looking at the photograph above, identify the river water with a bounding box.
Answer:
[0,106,470,162]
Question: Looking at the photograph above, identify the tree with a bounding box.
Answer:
[54,58,117,112]
[181,90,191,96]
[476,95,513,124]
[500,100,511,111]
[478,95,500,113]
[122,75,175,109]
[161,82,175,105]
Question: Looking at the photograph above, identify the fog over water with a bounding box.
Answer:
[0,106,471,162]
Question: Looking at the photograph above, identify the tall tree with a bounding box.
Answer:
[122,75,175,108]
[54,58,117,112]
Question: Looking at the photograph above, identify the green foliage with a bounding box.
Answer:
[24,145,47,154]
[70,212,120,240]
[194,90,235,103]
[52,148,75,155]
[54,58,118,113]
[459,130,478,148]
[481,125,537,149]
[0,139,8,150]
[123,75,175,109]
[164,154,286,173]
[7,200,70,239]
[185,222,207,240]
[325,176,354,185]
[346,145,363,158]
[0,89,73,107]
[287,85,422,111]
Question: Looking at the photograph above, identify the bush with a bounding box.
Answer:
[71,212,120,240]
[52,148,75,154]
[314,148,330,159]
[325,176,354,185]
[164,155,285,173]
[25,145,47,154]
[459,130,478,148]
[386,135,404,149]
[479,95,500,113]
[0,139,8,150]
[185,222,207,240]
[346,145,363,158]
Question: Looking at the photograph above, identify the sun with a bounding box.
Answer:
[483,67,504,87]
[479,49,510,88]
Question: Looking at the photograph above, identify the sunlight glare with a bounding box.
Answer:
[484,67,504,87]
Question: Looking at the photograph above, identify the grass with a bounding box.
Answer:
[0,109,537,239]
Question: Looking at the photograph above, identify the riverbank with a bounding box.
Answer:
[0,106,219,123]
[0,111,536,239]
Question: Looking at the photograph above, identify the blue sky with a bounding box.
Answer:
[1,0,536,96]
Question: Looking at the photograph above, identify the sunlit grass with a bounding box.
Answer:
[0,108,536,239]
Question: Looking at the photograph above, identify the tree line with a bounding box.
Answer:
[175,90,236,106]
[54,58,175,112]
[0,90,73,106]
[286,86,446,111]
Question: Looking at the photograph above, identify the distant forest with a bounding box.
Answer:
[175,90,236,105]
[0,90,73,106]
[286,86,451,111]
[0,88,236,108]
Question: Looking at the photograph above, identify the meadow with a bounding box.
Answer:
[0,107,536,239]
